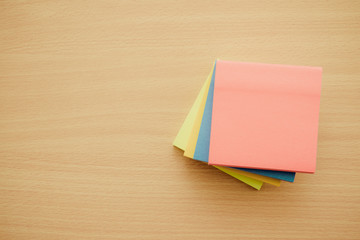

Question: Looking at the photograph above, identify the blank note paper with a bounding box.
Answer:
[209,60,322,173]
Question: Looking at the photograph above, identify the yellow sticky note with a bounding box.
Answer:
[184,67,213,158]
[214,166,263,190]
[215,166,280,187]
[173,66,214,151]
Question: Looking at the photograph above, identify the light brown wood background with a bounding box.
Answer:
[1,1,359,239]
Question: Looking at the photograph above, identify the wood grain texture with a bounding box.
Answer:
[0,1,359,239]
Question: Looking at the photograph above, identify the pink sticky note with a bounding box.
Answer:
[209,60,322,173]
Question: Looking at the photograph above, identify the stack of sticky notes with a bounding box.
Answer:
[173,60,322,190]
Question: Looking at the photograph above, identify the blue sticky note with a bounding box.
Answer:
[193,62,296,182]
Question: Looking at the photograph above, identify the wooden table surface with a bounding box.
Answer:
[1,1,359,239]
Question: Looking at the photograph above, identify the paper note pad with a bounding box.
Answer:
[209,61,322,173]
